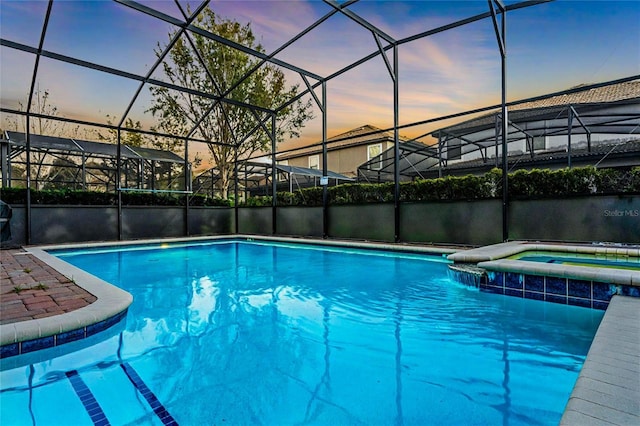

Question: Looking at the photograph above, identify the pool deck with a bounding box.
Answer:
[0,246,132,350]
[1,236,639,424]
[1,248,97,324]
[561,295,640,425]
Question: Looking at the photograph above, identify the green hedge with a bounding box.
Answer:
[272,166,638,207]
[508,166,640,199]
[2,167,637,207]
[0,188,230,207]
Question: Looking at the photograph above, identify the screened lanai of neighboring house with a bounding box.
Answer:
[357,80,640,181]
[1,131,186,191]
[193,161,354,199]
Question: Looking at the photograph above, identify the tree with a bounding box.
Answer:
[98,116,147,148]
[3,87,67,137]
[3,88,71,189]
[148,8,313,198]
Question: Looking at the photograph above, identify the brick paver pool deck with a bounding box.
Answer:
[1,237,638,425]
[1,249,96,324]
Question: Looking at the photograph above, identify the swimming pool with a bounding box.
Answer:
[0,240,603,425]
[509,250,640,270]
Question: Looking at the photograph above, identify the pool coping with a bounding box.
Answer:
[448,241,640,287]
[561,295,640,425]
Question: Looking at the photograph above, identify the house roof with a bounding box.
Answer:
[277,124,413,160]
[430,80,640,143]
[512,80,640,110]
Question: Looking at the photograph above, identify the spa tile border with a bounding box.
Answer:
[479,269,638,310]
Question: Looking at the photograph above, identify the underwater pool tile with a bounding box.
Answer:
[593,300,609,310]
[482,285,504,295]
[505,288,523,297]
[524,291,544,301]
[568,297,591,308]
[546,294,567,305]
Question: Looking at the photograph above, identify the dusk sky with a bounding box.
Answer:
[1,0,639,156]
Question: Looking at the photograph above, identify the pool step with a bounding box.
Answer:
[66,362,178,425]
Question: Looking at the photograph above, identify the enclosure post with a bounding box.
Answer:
[567,106,573,169]
[322,81,329,239]
[500,10,508,242]
[150,162,155,191]
[184,138,190,237]
[23,1,53,245]
[490,0,509,242]
[81,153,86,190]
[117,129,123,241]
[437,133,443,178]
[495,114,500,168]
[271,113,277,235]
[393,44,400,243]
[0,143,9,188]
[25,122,32,246]
[234,144,239,234]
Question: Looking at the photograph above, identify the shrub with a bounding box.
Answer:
[0,187,231,207]
[328,182,394,204]
[3,167,638,208]
[30,189,116,205]
[630,167,640,192]
[189,194,231,207]
[0,187,28,204]
[240,196,272,207]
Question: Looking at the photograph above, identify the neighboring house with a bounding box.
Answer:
[277,124,410,178]
[435,80,640,166]
[355,80,640,182]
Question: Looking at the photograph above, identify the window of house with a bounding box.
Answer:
[368,143,383,169]
[308,154,319,170]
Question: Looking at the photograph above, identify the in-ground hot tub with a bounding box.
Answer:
[507,250,640,270]
[447,241,640,309]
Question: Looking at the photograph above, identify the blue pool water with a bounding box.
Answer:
[1,240,604,425]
